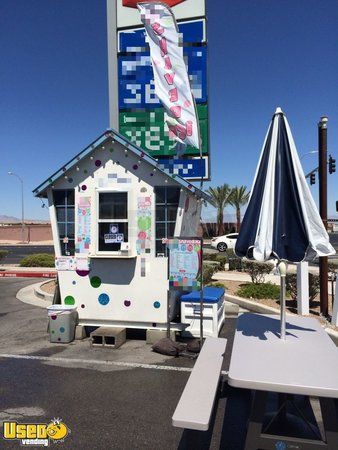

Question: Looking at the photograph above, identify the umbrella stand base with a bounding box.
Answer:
[244,390,338,450]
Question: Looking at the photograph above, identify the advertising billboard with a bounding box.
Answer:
[107,0,209,180]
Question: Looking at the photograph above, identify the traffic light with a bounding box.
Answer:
[329,155,336,174]
[310,172,316,185]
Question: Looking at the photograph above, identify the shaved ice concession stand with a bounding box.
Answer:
[34,130,225,341]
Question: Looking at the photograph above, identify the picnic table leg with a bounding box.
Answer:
[244,390,268,450]
[319,397,338,450]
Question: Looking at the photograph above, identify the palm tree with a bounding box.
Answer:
[230,186,250,232]
[207,184,232,235]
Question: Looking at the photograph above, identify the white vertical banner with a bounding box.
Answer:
[138,2,201,151]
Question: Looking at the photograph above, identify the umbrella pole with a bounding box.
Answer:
[279,261,287,340]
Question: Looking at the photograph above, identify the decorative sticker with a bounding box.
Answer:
[136,195,152,255]
[55,257,76,271]
[76,197,91,254]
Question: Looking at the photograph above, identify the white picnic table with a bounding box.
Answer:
[228,313,338,450]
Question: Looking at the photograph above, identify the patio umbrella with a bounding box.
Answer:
[235,107,335,339]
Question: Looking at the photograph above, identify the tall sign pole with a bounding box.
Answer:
[318,116,329,316]
[107,0,119,130]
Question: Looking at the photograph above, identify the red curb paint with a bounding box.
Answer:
[0,272,57,278]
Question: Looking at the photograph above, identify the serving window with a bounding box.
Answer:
[98,192,128,252]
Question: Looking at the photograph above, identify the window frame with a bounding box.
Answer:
[95,188,131,255]
[53,189,75,256]
[155,186,180,257]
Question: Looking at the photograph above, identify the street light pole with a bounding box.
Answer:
[8,172,25,243]
[318,117,328,316]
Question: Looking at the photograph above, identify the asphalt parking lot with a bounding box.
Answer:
[0,278,249,449]
[1,279,337,449]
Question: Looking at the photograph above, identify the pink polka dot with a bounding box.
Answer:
[81,185,87,191]
[95,160,101,167]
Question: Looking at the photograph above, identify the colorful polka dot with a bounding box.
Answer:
[90,276,101,288]
[133,164,138,170]
[81,185,87,191]
[95,160,101,167]
[51,330,55,334]
[58,338,61,342]
[109,148,114,153]
[64,296,75,305]
[68,178,73,183]
[153,301,161,309]
[84,169,88,174]
[76,270,90,277]
[60,327,65,333]
[124,300,131,307]
[81,304,85,309]
[51,315,57,320]
[98,293,110,305]
[72,281,76,285]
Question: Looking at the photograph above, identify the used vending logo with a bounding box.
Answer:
[3,418,70,446]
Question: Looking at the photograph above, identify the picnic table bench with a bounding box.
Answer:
[172,336,227,431]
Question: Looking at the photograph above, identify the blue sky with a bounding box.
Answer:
[1,0,337,221]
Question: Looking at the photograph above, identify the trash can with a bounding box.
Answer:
[47,305,78,343]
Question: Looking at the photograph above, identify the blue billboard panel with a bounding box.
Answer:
[118,19,206,52]
[118,47,207,109]
[158,157,208,179]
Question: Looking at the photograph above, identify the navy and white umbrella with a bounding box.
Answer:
[235,107,335,339]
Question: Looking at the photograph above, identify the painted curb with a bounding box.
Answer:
[225,293,338,346]
[0,271,56,278]
[34,280,55,302]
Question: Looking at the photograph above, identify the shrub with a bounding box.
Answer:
[203,260,221,270]
[203,252,218,261]
[237,282,280,300]
[0,250,9,261]
[285,273,320,302]
[226,249,243,271]
[202,264,217,285]
[20,253,55,268]
[214,255,227,270]
[242,261,273,284]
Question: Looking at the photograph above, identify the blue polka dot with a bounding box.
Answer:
[98,293,110,306]
[153,301,161,309]
[60,327,65,333]
[72,281,76,285]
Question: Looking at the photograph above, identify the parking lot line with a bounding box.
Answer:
[0,353,193,372]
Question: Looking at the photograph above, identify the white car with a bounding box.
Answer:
[211,233,239,252]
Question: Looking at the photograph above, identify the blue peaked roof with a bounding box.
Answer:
[33,128,211,202]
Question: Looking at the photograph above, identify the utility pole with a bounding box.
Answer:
[318,116,328,316]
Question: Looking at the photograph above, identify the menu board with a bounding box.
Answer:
[163,238,202,291]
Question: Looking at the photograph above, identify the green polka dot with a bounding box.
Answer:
[90,276,101,288]
[84,169,88,174]
[64,296,75,305]
[109,148,114,153]
[51,330,55,334]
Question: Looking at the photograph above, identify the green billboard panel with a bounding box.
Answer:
[119,105,208,158]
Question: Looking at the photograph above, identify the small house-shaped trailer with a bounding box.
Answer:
[34,130,210,330]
